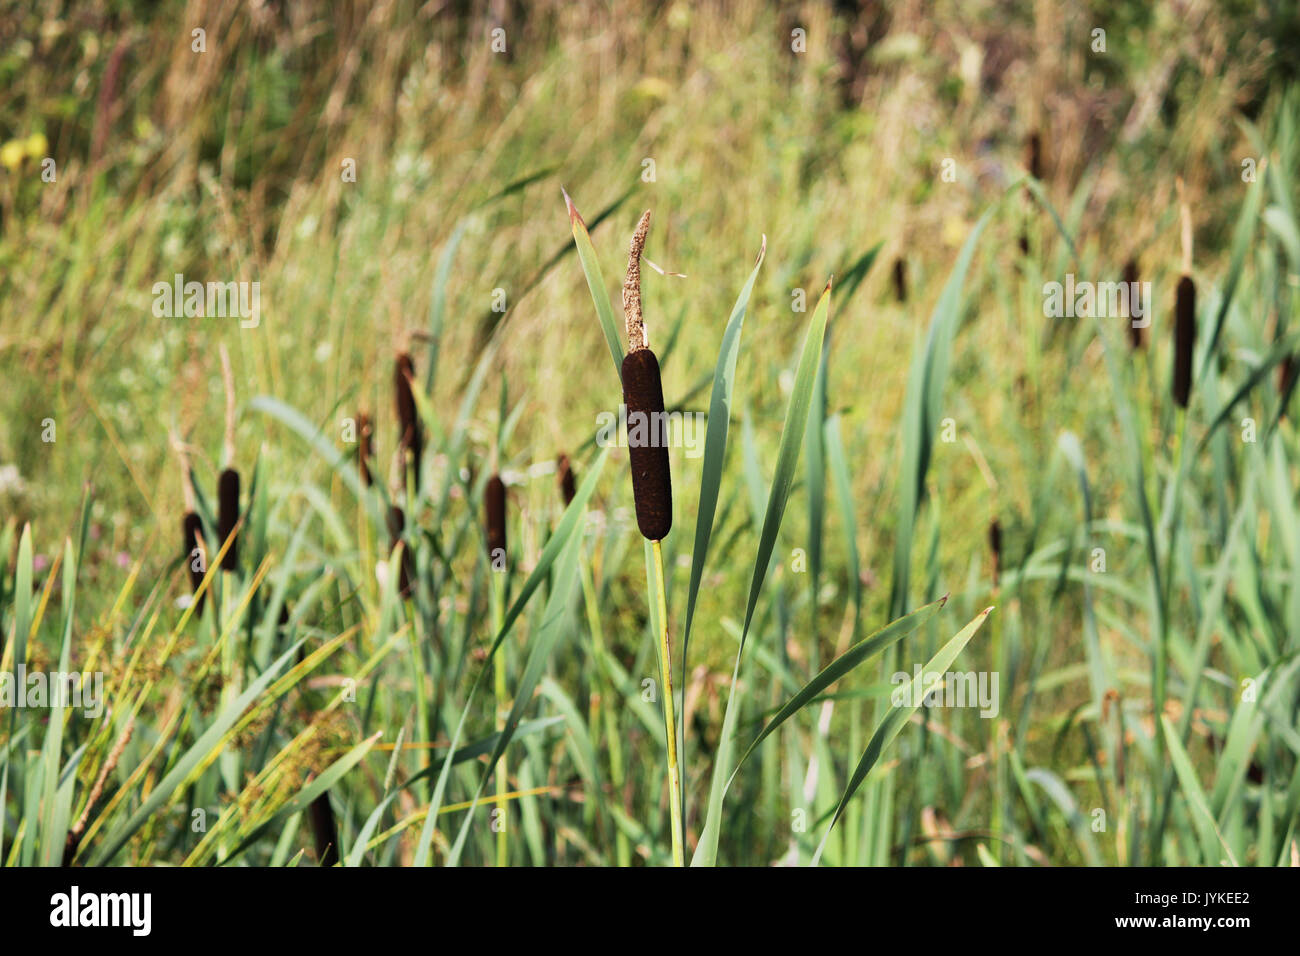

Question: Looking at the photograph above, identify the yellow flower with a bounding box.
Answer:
[0,140,25,171]
[25,132,48,158]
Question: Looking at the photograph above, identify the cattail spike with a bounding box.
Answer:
[557,453,576,506]
[1123,259,1142,349]
[989,518,1002,590]
[1025,130,1043,181]
[623,349,673,541]
[486,474,507,561]
[394,353,422,490]
[309,792,339,867]
[217,467,240,571]
[183,512,206,611]
[357,411,374,487]
[386,504,413,598]
[892,257,907,303]
[1172,274,1196,409]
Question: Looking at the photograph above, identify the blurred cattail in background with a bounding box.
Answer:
[557,453,576,506]
[394,353,422,489]
[386,502,413,598]
[309,792,339,867]
[1172,274,1196,409]
[172,430,207,611]
[1279,354,1295,414]
[1025,130,1043,181]
[1123,259,1142,350]
[892,257,908,303]
[486,473,507,561]
[356,411,374,487]
[1172,178,1196,410]
[217,345,240,571]
[989,517,1002,590]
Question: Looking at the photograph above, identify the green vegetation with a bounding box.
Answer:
[1,1,1298,866]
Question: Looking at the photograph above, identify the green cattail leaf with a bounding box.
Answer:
[1162,715,1236,865]
[811,606,993,865]
[38,538,77,865]
[681,238,766,672]
[413,447,608,866]
[446,507,585,866]
[731,595,948,783]
[693,279,830,866]
[564,189,626,382]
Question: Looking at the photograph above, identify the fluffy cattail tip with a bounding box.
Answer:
[557,454,576,506]
[622,348,672,541]
[486,474,507,557]
[1173,274,1196,409]
[217,468,240,571]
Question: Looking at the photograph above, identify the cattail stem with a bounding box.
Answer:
[490,570,508,867]
[650,540,684,866]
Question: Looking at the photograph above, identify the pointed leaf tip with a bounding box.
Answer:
[562,187,585,228]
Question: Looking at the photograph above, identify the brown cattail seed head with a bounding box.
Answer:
[622,348,672,541]
[394,353,422,487]
[1123,259,1142,350]
[892,257,907,303]
[357,412,374,487]
[1172,275,1196,409]
[386,504,413,597]
[1025,131,1043,181]
[1279,354,1296,417]
[557,453,576,506]
[309,793,339,867]
[989,518,1002,588]
[217,468,240,571]
[485,474,507,559]
[182,512,206,610]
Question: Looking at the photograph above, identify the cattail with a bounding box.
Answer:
[892,257,907,303]
[1279,354,1295,401]
[556,453,576,506]
[386,503,413,598]
[309,792,339,867]
[217,469,240,570]
[623,349,672,541]
[1025,130,1043,181]
[621,210,672,542]
[357,411,374,487]
[486,474,507,561]
[217,344,240,570]
[394,353,422,489]
[1123,259,1142,349]
[1172,274,1196,409]
[989,518,1002,589]
[183,512,206,611]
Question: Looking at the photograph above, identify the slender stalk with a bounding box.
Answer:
[650,539,684,866]
[579,552,630,866]
[491,572,508,866]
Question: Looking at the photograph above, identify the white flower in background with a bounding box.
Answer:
[0,464,25,496]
